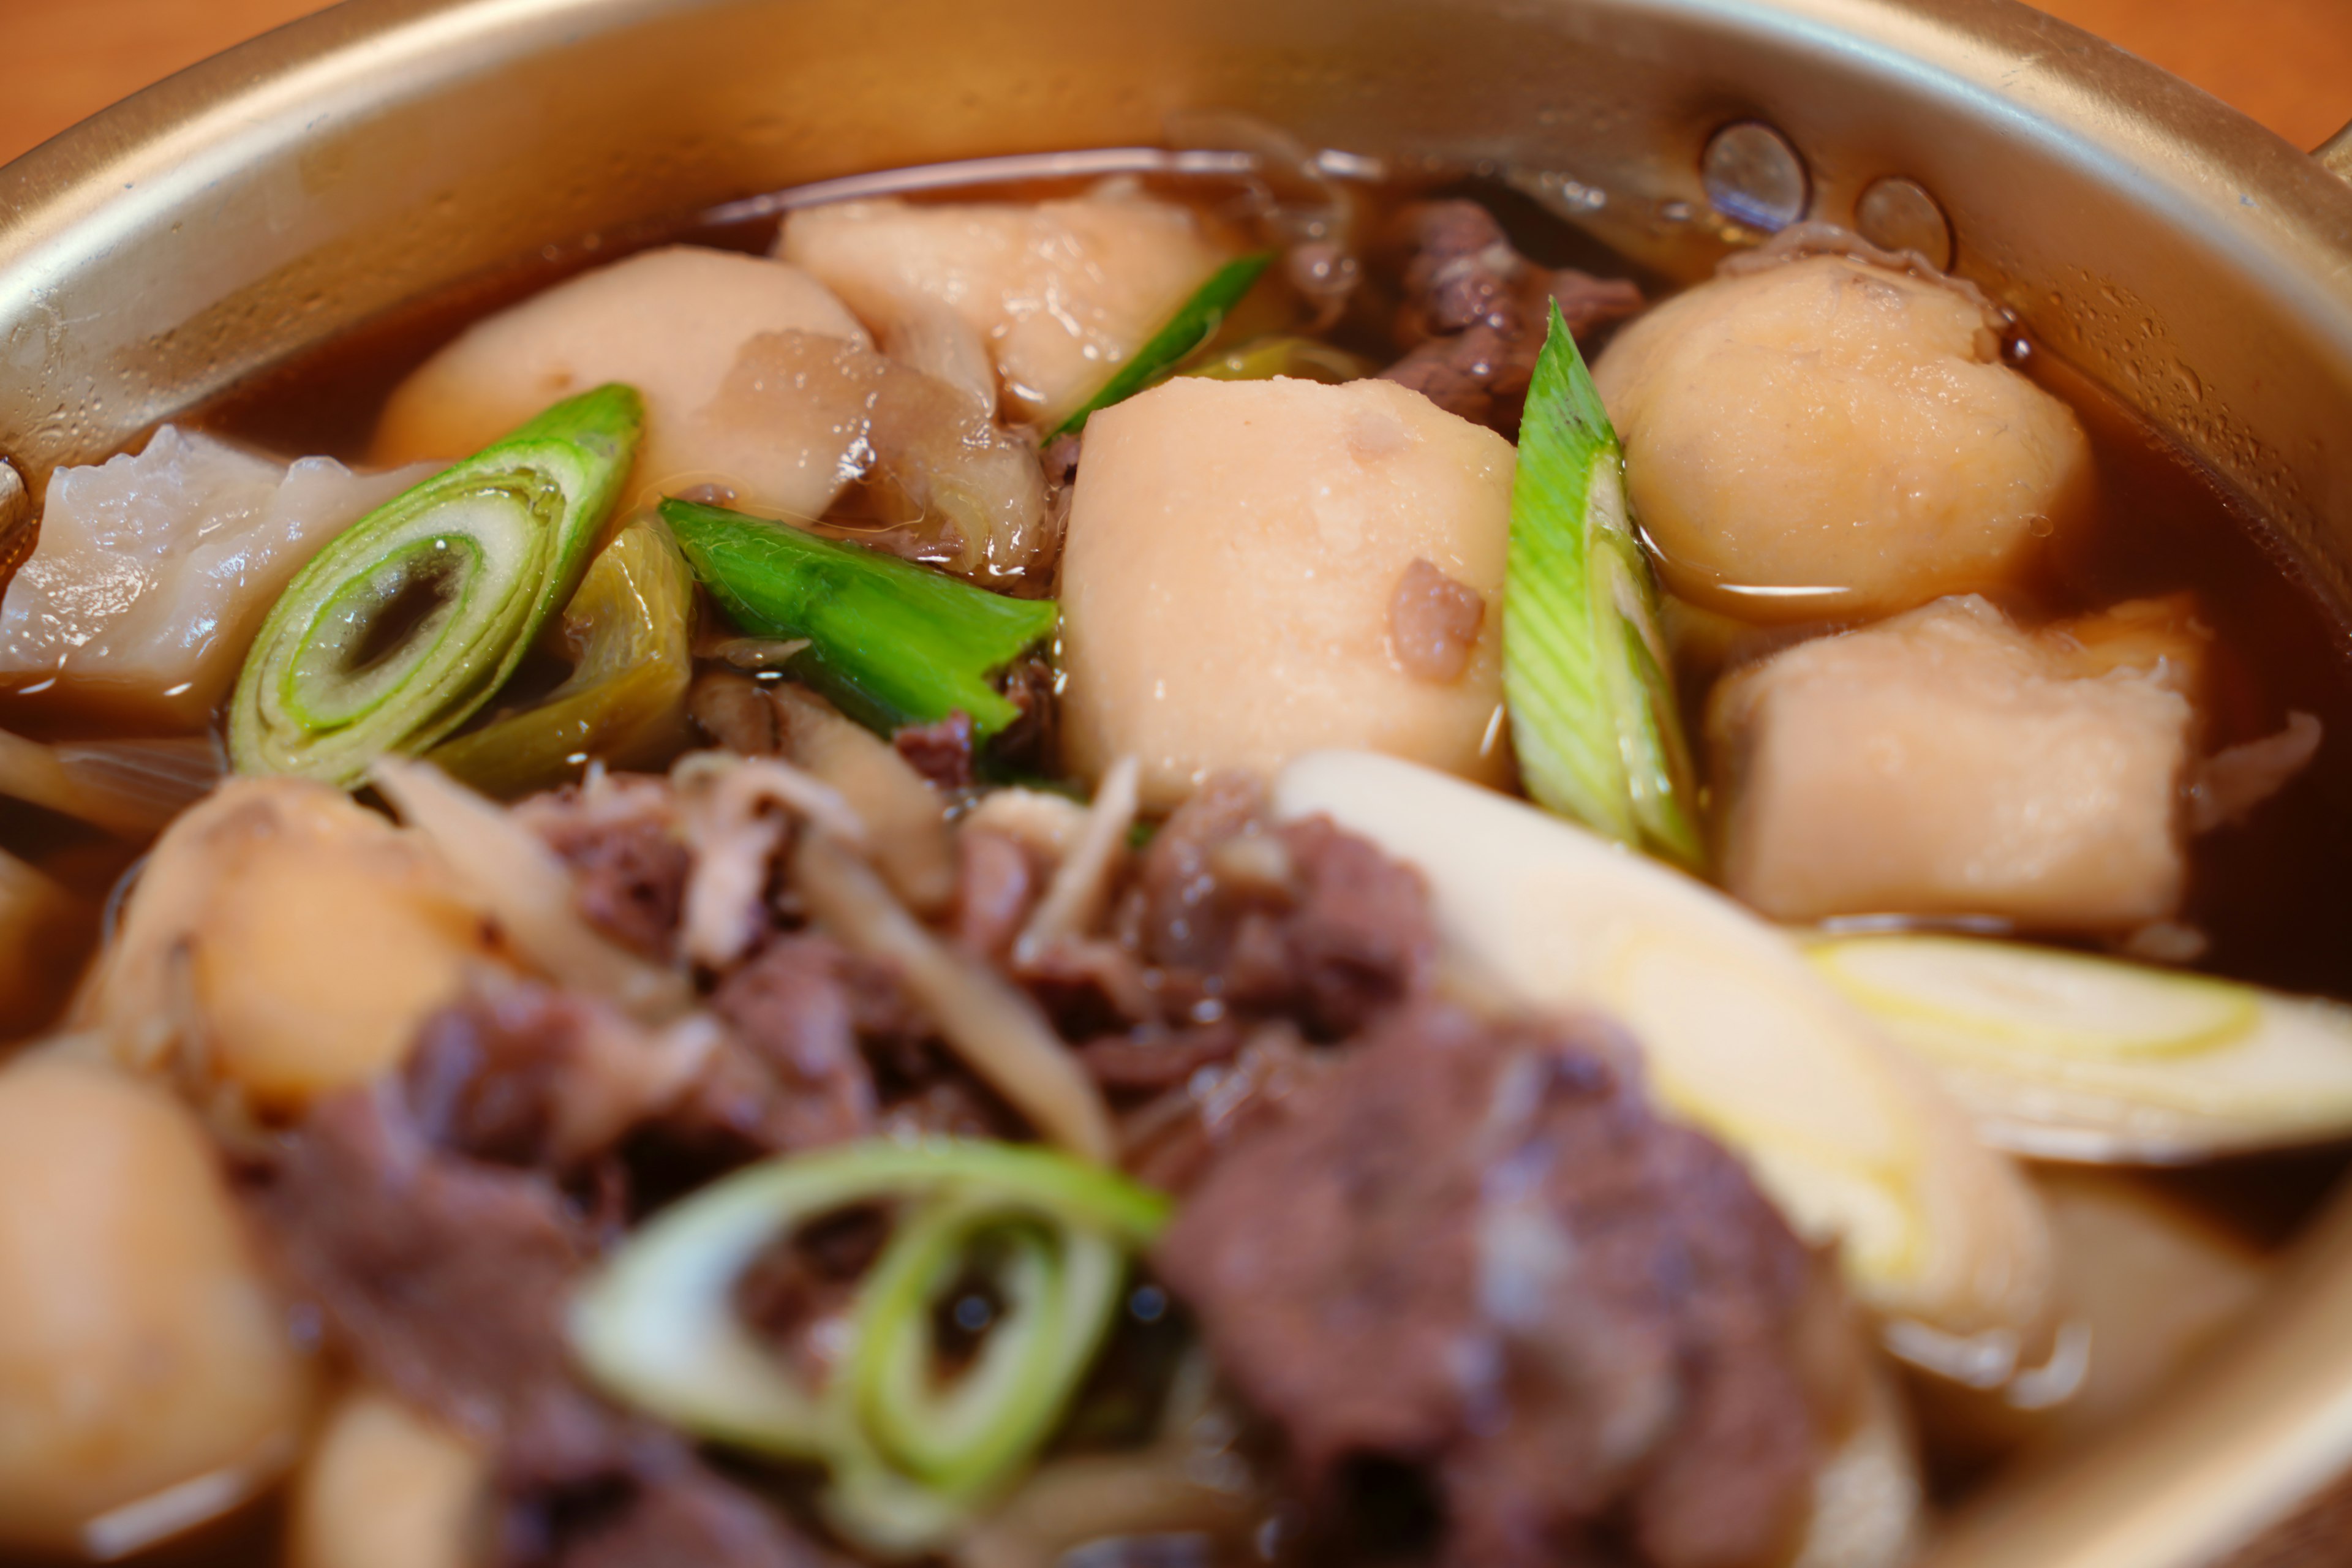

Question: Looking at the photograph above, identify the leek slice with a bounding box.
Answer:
[1180,334,1372,385]
[425,513,695,796]
[230,385,641,786]
[1811,934,2352,1162]
[1047,252,1275,440]
[1502,301,1704,869]
[663,498,1057,739]
[570,1137,1167,1553]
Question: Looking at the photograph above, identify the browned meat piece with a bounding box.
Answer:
[893,710,976,790]
[952,827,1039,959]
[516,779,693,959]
[1156,1002,1846,1568]
[247,1087,606,1452]
[704,936,883,1152]
[689,669,787,756]
[1128,775,1435,1039]
[1377,200,1644,434]
[252,1088,828,1568]
[1116,1023,1334,1194]
[1389,556,1487,684]
[405,982,669,1172]
[1079,1021,1247,1091]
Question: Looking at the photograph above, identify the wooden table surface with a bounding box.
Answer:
[0,0,2346,168]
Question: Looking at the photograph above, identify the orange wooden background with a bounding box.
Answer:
[0,0,2345,168]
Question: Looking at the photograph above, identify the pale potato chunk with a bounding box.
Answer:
[80,776,491,1107]
[0,427,432,729]
[1711,595,2193,929]
[1594,255,2093,620]
[1059,377,1515,809]
[0,1057,310,1556]
[288,1389,483,1568]
[372,246,872,519]
[780,188,1229,426]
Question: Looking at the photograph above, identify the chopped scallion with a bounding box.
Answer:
[1502,301,1705,869]
[1047,251,1275,439]
[662,499,1057,740]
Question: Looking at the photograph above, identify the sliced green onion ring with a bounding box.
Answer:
[229,384,641,786]
[569,1138,1169,1553]
[1502,302,1705,870]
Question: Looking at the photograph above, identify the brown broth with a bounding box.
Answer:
[13,164,2352,1563]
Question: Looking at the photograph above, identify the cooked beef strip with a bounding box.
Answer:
[1124,774,1434,1039]
[252,1085,832,1568]
[892,711,977,791]
[1377,199,1644,435]
[952,827,1040,960]
[516,780,693,960]
[1155,1001,1845,1568]
[704,937,885,1152]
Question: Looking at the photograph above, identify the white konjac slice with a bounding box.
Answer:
[779,187,1231,426]
[0,1056,311,1557]
[0,428,431,729]
[371,246,873,519]
[1058,376,1515,809]
[1593,255,2094,620]
[1710,595,2195,930]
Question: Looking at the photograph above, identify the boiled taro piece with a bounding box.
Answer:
[374,246,873,520]
[1593,253,2094,620]
[1709,594,2193,930]
[1058,376,1513,809]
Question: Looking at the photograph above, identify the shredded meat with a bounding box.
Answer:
[894,711,976,790]
[1377,200,1643,434]
[701,936,885,1151]
[952,827,1040,959]
[1156,1001,1846,1568]
[250,1087,829,1568]
[516,777,693,959]
[1117,1023,1335,1194]
[1389,557,1488,684]
[1126,776,1435,1039]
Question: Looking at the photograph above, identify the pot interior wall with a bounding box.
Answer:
[4,2,2352,1564]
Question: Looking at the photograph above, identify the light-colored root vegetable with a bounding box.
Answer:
[287,1389,484,1568]
[779,188,1231,428]
[1790,1367,1926,1568]
[0,1057,312,1557]
[78,775,496,1107]
[1809,933,2352,1161]
[1060,377,1516,809]
[771,685,957,916]
[794,832,1114,1163]
[372,246,873,520]
[1593,252,2093,622]
[372,758,691,1023]
[1014,755,1140,965]
[1271,750,2053,1349]
[0,730,221,838]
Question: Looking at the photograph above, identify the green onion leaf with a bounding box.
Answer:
[1502,301,1705,869]
[662,499,1057,740]
[1047,251,1275,440]
[569,1137,1167,1551]
[425,512,695,797]
[228,384,641,786]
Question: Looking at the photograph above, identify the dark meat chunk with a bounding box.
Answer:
[1079,1021,1247,1093]
[1116,1023,1333,1194]
[1156,1002,1846,1568]
[516,780,692,959]
[251,1087,829,1568]
[1389,557,1487,684]
[893,711,976,791]
[952,827,1039,960]
[247,1087,607,1453]
[702,936,883,1152]
[1128,775,1434,1039]
[1377,200,1643,434]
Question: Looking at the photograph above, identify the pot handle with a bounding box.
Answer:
[2320,121,2352,181]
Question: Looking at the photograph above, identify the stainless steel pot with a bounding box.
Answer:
[2,2,2349,1562]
